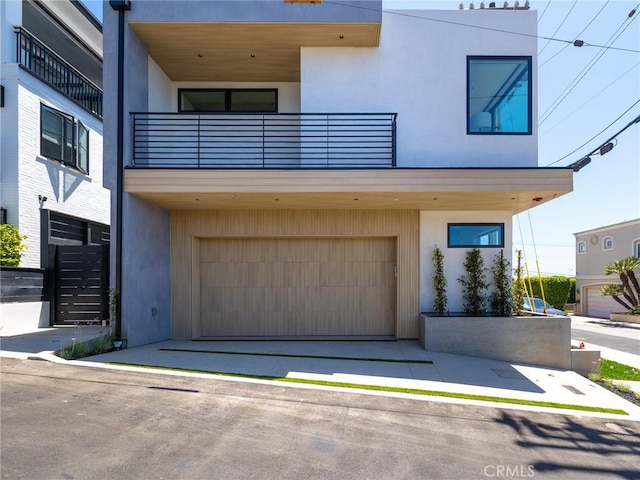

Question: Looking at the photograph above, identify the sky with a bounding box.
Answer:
[83,0,639,278]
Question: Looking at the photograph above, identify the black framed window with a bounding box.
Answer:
[467,56,531,135]
[448,223,504,248]
[178,89,278,112]
[40,104,89,173]
[77,121,89,174]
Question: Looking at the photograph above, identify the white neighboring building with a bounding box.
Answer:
[0,0,110,268]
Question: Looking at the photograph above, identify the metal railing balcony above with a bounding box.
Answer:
[131,112,397,168]
[15,27,103,119]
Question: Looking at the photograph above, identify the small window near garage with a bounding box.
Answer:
[178,89,278,113]
[603,236,614,250]
[577,241,587,254]
[447,223,504,248]
[467,56,531,134]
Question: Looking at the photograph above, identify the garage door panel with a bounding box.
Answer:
[586,287,621,319]
[200,237,396,336]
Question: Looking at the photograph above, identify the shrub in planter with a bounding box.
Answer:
[432,246,448,315]
[458,248,489,316]
[490,249,513,316]
[512,250,527,315]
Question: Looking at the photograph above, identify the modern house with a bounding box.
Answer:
[574,219,640,318]
[0,0,110,266]
[103,0,573,347]
[0,0,109,326]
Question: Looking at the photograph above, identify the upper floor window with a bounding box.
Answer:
[40,104,89,174]
[178,89,278,113]
[467,56,531,135]
[603,236,614,250]
[577,241,587,254]
[448,223,504,248]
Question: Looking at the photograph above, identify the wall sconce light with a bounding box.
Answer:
[38,195,48,202]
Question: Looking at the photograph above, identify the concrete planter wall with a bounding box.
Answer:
[610,312,640,324]
[419,315,572,369]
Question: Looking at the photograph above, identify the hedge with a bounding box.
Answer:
[522,276,574,309]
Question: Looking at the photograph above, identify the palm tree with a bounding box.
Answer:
[600,284,632,311]
[603,257,640,310]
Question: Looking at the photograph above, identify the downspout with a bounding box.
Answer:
[109,0,130,341]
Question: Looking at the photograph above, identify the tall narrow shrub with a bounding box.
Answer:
[432,246,447,315]
[458,248,489,316]
[512,249,527,315]
[490,249,513,316]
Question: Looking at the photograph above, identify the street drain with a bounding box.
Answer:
[147,386,200,393]
[562,385,585,395]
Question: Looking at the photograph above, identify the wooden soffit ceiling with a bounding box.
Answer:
[129,22,381,82]
[125,168,573,213]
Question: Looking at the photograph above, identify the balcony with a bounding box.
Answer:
[15,27,103,119]
[130,113,397,168]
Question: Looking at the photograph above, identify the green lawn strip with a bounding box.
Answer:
[158,348,434,365]
[600,359,640,381]
[108,362,628,416]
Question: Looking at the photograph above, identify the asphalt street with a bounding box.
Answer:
[2,357,639,480]
[572,327,640,355]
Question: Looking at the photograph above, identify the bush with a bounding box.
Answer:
[523,276,572,309]
[0,224,28,267]
[458,249,489,316]
[432,246,447,314]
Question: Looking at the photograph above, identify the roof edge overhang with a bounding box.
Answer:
[124,167,573,212]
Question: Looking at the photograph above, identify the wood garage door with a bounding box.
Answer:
[585,286,620,319]
[199,237,396,337]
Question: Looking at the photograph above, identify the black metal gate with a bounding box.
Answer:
[50,245,109,325]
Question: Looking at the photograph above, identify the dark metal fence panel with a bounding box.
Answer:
[15,27,103,119]
[53,245,109,324]
[131,112,397,168]
[0,267,46,303]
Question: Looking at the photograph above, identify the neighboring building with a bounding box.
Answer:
[574,219,640,318]
[103,1,573,347]
[0,0,110,269]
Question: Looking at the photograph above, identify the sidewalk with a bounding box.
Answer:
[2,326,640,421]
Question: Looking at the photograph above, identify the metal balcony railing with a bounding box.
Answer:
[15,27,103,119]
[130,112,397,168]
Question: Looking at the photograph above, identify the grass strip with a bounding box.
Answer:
[108,362,628,416]
[600,359,640,381]
[158,348,433,365]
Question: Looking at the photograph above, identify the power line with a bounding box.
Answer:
[539,5,640,126]
[546,100,639,166]
[539,0,610,69]
[538,0,577,56]
[324,1,640,53]
[540,61,639,137]
[537,0,551,24]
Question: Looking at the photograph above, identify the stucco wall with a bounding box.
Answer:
[103,13,172,347]
[419,211,513,314]
[421,315,572,369]
[301,9,538,167]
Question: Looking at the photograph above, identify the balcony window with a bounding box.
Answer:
[447,223,504,248]
[178,89,278,112]
[467,56,531,134]
[40,104,89,174]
